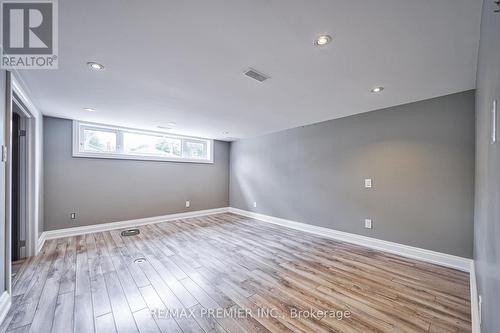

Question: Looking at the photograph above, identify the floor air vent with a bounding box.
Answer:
[121,229,140,236]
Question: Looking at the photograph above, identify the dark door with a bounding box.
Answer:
[11,112,20,261]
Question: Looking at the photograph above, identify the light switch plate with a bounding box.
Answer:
[365,219,372,229]
[185,201,190,208]
[364,179,372,188]
[253,202,257,208]
[478,295,482,325]
[70,213,76,220]
[492,99,497,144]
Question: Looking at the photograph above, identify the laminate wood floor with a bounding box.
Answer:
[0,213,471,333]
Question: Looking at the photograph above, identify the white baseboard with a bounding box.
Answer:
[228,207,472,272]
[0,291,11,326]
[36,232,47,254]
[34,206,478,331]
[469,261,481,333]
[229,207,480,331]
[37,206,473,272]
[37,207,230,253]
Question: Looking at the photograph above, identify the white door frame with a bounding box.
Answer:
[4,72,42,295]
[4,71,12,295]
[10,75,41,259]
[12,93,32,259]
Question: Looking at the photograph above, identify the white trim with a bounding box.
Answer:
[37,206,474,272]
[11,76,41,118]
[35,206,479,332]
[11,74,43,258]
[37,207,230,252]
[0,291,11,325]
[36,232,47,254]
[4,71,13,296]
[72,120,214,164]
[230,208,479,332]
[228,207,472,272]
[469,261,481,333]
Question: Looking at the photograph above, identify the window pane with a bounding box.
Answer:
[83,129,117,152]
[123,132,181,157]
[183,139,208,160]
[76,121,212,163]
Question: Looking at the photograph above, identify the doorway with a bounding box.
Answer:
[2,72,41,297]
[10,96,29,280]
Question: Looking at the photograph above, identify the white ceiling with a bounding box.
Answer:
[18,0,482,141]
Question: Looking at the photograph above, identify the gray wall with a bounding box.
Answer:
[43,116,229,231]
[230,90,475,258]
[474,1,500,332]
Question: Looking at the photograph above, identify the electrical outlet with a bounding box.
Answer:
[364,219,372,229]
[185,201,190,208]
[70,213,76,220]
[253,201,257,208]
[364,179,372,188]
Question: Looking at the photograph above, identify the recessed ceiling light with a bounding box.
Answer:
[370,86,384,93]
[87,62,105,71]
[157,125,172,130]
[315,35,332,46]
[83,107,96,112]
[157,122,176,130]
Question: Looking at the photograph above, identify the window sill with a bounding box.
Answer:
[72,151,214,164]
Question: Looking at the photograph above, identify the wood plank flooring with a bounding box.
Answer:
[1,213,471,333]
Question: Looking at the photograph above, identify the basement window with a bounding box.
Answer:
[73,121,213,163]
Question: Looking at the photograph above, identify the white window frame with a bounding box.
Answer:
[72,120,214,163]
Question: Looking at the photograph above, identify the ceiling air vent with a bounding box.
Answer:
[244,68,270,82]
